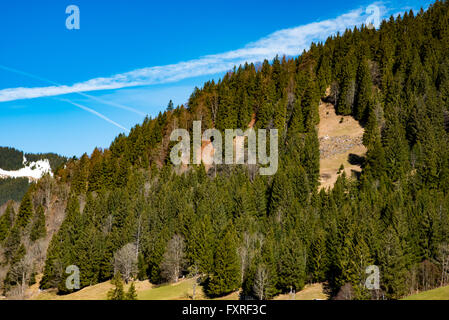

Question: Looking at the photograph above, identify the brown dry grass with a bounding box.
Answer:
[274,283,329,300]
[31,274,152,300]
[318,100,366,190]
[30,274,326,301]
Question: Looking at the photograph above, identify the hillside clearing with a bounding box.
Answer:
[318,98,366,190]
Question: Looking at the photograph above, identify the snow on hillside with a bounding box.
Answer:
[0,156,52,181]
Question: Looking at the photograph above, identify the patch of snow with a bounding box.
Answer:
[0,155,52,181]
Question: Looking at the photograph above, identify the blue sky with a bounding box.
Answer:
[0,0,433,157]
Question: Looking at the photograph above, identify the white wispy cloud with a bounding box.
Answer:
[0,2,388,103]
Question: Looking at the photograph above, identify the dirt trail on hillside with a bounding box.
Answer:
[318,99,366,190]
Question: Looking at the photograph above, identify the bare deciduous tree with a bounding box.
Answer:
[9,252,35,298]
[161,234,185,283]
[135,214,142,261]
[437,243,449,286]
[238,232,263,283]
[345,79,356,111]
[113,243,138,284]
[253,264,269,300]
[329,81,339,105]
[188,263,199,300]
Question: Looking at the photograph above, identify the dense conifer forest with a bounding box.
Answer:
[1,0,449,300]
[0,178,29,206]
[0,146,66,172]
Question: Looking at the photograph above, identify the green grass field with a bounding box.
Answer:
[403,285,449,300]
[138,278,199,300]
[137,278,241,300]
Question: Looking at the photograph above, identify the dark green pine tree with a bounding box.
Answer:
[167,100,174,111]
[288,96,305,137]
[10,243,26,266]
[15,189,34,229]
[98,237,115,282]
[258,230,279,299]
[317,53,332,95]
[271,56,282,100]
[145,229,168,284]
[76,222,102,288]
[362,101,386,181]
[269,169,294,223]
[336,50,357,115]
[273,92,288,138]
[302,80,320,132]
[346,230,373,299]
[206,227,241,297]
[216,82,238,130]
[301,131,320,192]
[382,109,410,182]
[30,205,47,242]
[186,213,214,274]
[87,148,104,192]
[310,228,327,282]
[125,282,138,300]
[0,204,14,242]
[137,253,147,281]
[437,58,449,105]
[3,226,21,262]
[40,195,82,290]
[107,272,125,300]
[71,154,90,194]
[277,233,307,292]
[377,226,407,299]
[354,59,373,122]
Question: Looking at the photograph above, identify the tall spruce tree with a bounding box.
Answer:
[206,227,241,297]
[30,205,46,241]
[0,204,13,242]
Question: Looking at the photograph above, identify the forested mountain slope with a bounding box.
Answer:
[0,147,66,206]
[1,0,449,300]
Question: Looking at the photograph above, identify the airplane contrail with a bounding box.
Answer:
[0,64,146,116]
[57,98,129,132]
